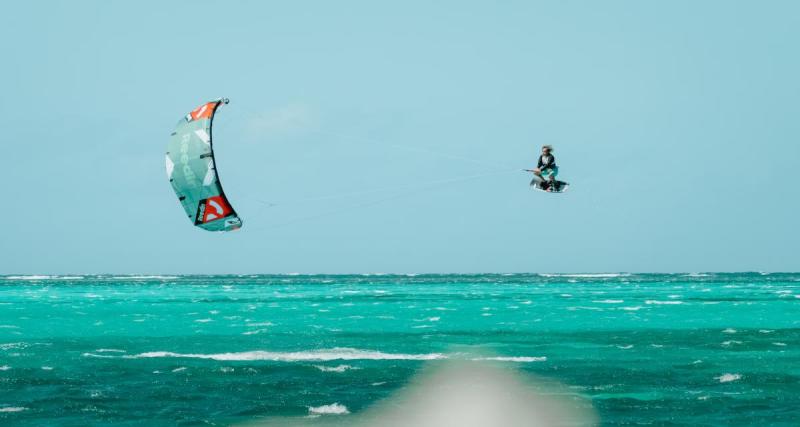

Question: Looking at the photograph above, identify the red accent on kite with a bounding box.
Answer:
[190,102,218,121]
[202,196,232,223]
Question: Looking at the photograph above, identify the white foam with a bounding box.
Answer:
[110,275,179,280]
[473,356,547,363]
[645,300,683,305]
[0,343,28,351]
[308,403,349,415]
[41,366,53,370]
[87,348,447,362]
[246,322,274,327]
[620,306,642,311]
[172,367,187,372]
[539,273,629,278]
[0,407,27,412]
[0,365,10,371]
[721,340,742,346]
[716,373,741,383]
[722,328,737,334]
[314,364,356,373]
[594,299,624,304]
[95,349,126,353]
[194,318,213,323]
[772,342,787,347]
[616,345,634,350]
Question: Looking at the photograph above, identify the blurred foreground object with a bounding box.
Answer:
[241,361,597,427]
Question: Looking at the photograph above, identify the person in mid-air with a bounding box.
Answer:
[533,145,558,187]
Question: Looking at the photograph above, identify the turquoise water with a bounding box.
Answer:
[1,273,799,425]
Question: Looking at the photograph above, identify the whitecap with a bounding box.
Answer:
[722,328,737,334]
[308,403,349,415]
[472,356,546,363]
[645,300,683,305]
[0,365,11,371]
[594,299,624,304]
[540,273,629,278]
[0,407,27,412]
[90,348,447,362]
[716,373,741,383]
[314,364,356,373]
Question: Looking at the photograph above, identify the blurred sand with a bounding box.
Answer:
[240,361,597,427]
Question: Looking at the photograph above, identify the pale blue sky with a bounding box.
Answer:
[1,1,798,274]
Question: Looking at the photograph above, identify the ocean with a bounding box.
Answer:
[1,273,798,426]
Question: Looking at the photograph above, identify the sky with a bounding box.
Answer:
[1,1,798,274]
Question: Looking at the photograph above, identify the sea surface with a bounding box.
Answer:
[1,273,799,426]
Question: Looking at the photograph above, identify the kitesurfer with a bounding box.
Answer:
[533,145,558,184]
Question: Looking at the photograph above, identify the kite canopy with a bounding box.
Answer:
[166,98,242,232]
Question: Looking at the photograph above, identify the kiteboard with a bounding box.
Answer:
[528,173,569,193]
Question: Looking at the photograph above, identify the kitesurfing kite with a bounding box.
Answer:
[166,98,243,231]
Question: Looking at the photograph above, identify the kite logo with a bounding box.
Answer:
[195,196,232,224]
[189,102,217,121]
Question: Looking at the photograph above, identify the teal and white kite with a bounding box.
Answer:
[166,99,242,232]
